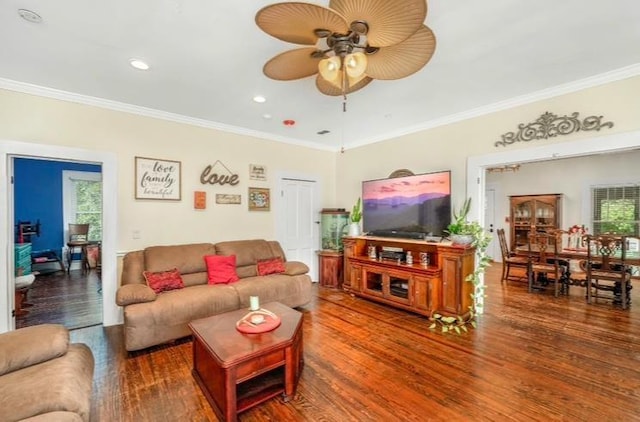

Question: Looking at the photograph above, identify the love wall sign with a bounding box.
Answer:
[200,160,240,186]
[135,157,181,200]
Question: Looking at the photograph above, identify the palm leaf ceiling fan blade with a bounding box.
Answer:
[329,0,427,47]
[316,74,372,96]
[264,48,323,80]
[365,25,436,80]
[256,2,348,45]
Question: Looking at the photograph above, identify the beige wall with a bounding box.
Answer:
[0,89,337,251]
[336,75,640,211]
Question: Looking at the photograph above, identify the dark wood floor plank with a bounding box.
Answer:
[61,263,640,421]
[16,269,102,329]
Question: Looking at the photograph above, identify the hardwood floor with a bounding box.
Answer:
[16,269,102,330]
[69,264,640,421]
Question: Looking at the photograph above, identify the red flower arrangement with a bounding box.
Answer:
[567,224,587,249]
[568,224,587,235]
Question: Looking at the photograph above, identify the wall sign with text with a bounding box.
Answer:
[135,156,182,200]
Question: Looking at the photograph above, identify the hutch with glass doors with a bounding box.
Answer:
[509,194,563,250]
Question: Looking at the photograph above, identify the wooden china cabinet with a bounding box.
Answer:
[509,194,563,250]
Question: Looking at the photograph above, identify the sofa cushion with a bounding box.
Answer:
[0,343,94,422]
[122,284,241,351]
[20,411,85,422]
[204,255,239,284]
[232,273,312,309]
[257,257,286,276]
[143,268,185,293]
[215,239,286,278]
[144,243,216,287]
[0,324,69,377]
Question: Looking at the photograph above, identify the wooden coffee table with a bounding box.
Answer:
[189,302,303,422]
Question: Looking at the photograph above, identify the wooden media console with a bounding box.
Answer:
[343,236,475,317]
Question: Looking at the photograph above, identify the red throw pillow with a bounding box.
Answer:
[204,255,239,284]
[143,268,184,294]
[257,257,286,276]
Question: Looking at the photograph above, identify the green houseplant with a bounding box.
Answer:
[348,197,362,236]
[431,197,492,333]
[446,197,475,245]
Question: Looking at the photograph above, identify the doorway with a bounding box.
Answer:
[13,158,103,329]
[465,129,640,314]
[1,140,118,333]
[275,174,321,282]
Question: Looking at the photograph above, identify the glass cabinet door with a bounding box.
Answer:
[512,199,534,248]
[514,199,533,226]
[534,199,556,230]
[364,269,384,296]
[388,275,409,301]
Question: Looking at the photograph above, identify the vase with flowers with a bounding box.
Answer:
[567,224,588,250]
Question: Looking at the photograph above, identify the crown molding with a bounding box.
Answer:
[344,63,640,150]
[2,63,639,154]
[0,78,335,152]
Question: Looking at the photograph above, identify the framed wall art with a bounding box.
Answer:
[135,156,182,200]
[216,194,241,205]
[249,164,267,181]
[194,191,206,210]
[248,187,270,211]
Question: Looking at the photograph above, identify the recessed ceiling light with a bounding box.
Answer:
[18,9,42,24]
[253,96,266,103]
[262,114,272,119]
[129,59,150,71]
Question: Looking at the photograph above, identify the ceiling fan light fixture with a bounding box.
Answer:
[318,56,341,84]
[345,52,367,78]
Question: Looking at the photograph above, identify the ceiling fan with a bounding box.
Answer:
[255,0,436,97]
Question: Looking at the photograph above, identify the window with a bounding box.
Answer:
[591,185,640,236]
[63,171,102,242]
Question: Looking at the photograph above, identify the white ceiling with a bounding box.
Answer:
[1,0,640,151]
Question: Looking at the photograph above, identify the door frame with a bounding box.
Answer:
[274,171,322,281]
[466,129,640,313]
[0,140,119,333]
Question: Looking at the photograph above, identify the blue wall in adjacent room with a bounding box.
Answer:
[14,158,102,256]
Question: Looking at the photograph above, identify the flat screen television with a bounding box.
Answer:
[362,170,451,238]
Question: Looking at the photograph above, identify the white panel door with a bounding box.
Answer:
[280,178,319,281]
[484,185,498,260]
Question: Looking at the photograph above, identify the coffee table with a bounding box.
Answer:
[189,302,303,422]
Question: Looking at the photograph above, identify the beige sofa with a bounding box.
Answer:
[0,324,94,422]
[116,239,313,351]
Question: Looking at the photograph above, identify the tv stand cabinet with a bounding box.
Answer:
[343,236,475,317]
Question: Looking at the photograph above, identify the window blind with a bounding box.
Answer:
[591,185,640,235]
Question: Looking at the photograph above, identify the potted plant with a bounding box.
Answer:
[431,197,492,334]
[446,197,478,245]
[348,197,362,236]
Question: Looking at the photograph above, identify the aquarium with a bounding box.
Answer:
[320,209,350,252]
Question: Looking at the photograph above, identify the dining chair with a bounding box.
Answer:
[585,234,632,309]
[527,230,567,296]
[67,223,90,273]
[497,228,528,283]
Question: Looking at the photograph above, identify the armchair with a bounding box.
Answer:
[0,324,94,422]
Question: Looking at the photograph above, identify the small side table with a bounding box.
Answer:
[317,250,344,289]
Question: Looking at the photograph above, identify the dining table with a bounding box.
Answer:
[514,245,640,281]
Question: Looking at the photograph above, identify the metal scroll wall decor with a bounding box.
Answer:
[495,111,614,148]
